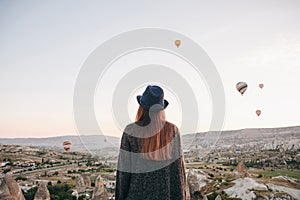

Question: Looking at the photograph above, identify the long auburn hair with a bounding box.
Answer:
[135,106,175,160]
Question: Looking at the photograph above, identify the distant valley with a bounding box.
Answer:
[1,125,299,152]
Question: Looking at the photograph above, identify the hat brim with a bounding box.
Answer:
[137,95,169,110]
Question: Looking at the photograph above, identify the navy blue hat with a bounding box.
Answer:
[137,85,169,111]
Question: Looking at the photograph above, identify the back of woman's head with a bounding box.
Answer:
[135,106,176,160]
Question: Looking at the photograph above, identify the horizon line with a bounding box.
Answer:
[1,124,299,139]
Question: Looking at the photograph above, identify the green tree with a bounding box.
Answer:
[47,183,75,200]
[23,187,37,200]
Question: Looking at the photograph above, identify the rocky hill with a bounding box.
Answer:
[0,125,299,152]
[0,135,120,151]
[183,125,300,151]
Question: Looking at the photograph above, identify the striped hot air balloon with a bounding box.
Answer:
[236,82,248,95]
[63,141,72,151]
[256,110,261,116]
[259,83,264,89]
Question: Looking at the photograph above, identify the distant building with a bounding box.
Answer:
[105,180,116,189]
[235,148,241,154]
[0,162,9,168]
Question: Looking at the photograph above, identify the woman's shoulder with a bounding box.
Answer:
[122,123,135,137]
[164,121,180,135]
[165,121,178,128]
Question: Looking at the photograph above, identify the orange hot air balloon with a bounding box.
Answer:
[256,110,261,116]
[174,40,181,48]
[236,82,248,95]
[63,141,72,151]
[259,83,264,89]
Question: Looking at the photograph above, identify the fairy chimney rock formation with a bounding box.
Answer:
[34,182,50,200]
[91,175,109,200]
[187,169,208,194]
[0,173,25,200]
[76,174,86,193]
[83,175,91,188]
[233,161,248,178]
[187,169,201,194]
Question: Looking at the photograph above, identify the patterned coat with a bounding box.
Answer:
[115,121,190,200]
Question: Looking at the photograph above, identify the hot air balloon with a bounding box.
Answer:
[63,141,72,151]
[259,83,264,89]
[256,110,261,116]
[174,40,181,48]
[236,82,248,95]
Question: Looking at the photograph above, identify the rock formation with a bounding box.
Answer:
[91,175,109,200]
[295,153,300,162]
[187,169,208,194]
[34,182,50,200]
[215,194,222,200]
[269,193,294,199]
[233,161,248,178]
[271,176,300,187]
[76,175,86,193]
[267,183,300,199]
[224,178,268,199]
[0,173,25,200]
[187,169,201,194]
[77,175,85,188]
[71,190,79,199]
[224,178,300,199]
[83,175,91,188]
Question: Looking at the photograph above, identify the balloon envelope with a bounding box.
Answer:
[175,40,181,48]
[63,141,72,151]
[236,82,248,95]
[256,110,261,116]
[259,83,264,89]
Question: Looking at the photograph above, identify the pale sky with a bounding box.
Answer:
[1,0,300,138]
